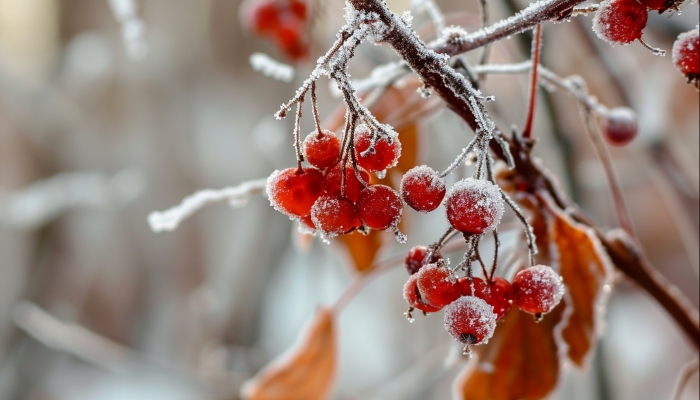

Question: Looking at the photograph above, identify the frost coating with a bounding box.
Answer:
[400,165,446,213]
[672,27,700,76]
[250,53,295,83]
[592,0,647,45]
[443,296,497,345]
[512,265,565,314]
[444,178,505,234]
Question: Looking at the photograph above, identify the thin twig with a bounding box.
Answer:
[311,81,323,134]
[671,358,699,400]
[522,24,543,139]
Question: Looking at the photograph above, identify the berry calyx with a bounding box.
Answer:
[592,0,648,46]
[303,129,341,170]
[672,28,699,84]
[310,195,361,237]
[403,274,442,316]
[356,184,403,230]
[444,178,504,235]
[400,166,447,213]
[353,124,401,172]
[443,296,497,354]
[600,107,638,147]
[457,276,512,320]
[405,245,441,275]
[267,167,324,218]
[416,263,461,308]
[324,163,370,203]
[511,265,565,316]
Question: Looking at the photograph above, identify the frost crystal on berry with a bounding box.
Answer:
[444,178,504,234]
[444,296,497,347]
[512,265,565,315]
[672,27,700,81]
[592,0,648,46]
[401,165,446,213]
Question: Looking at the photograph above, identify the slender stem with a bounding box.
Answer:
[311,81,323,135]
[490,229,500,281]
[522,24,542,139]
[293,101,304,171]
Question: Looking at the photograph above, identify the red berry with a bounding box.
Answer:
[600,107,638,147]
[310,195,360,237]
[356,184,403,230]
[457,276,512,320]
[403,274,442,314]
[672,28,700,80]
[289,0,308,20]
[303,129,341,170]
[274,18,308,61]
[444,178,504,235]
[511,265,565,315]
[405,245,441,275]
[267,167,324,218]
[443,296,497,347]
[325,163,370,203]
[241,0,281,35]
[416,263,461,308]
[353,124,401,172]
[592,0,648,46]
[400,166,446,213]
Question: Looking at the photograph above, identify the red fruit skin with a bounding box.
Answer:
[443,296,497,345]
[400,166,446,212]
[416,264,461,308]
[274,17,309,61]
[325,164,370,203]
[404,245,441,275]
[303,129,341,170]
[511,265,565,315]
[444,178,504,235]
[310,195,360,237]
[601,107,638,147]
[289,0,308,20]
[457,277,512,320]
[592,0,648,45]
[241,0,281,36]
[356,184,403,230]
[353,126,401,172]
[267,167,324,218]
[672,28,700,78]
[403,274,442,313]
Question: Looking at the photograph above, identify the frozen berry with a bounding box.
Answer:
[592,0,648,46]
[241,0,281,35]
[356,185,403,230]
[416,263,461,308]
[636,0,670,11]
[444,178,504,235]
[303,129,341,170]
[267,167,324,218]
[601,107,638,147]
[405,245,441,275]
[311,195,360,237]
[403,274,442,314]
[274,18,308,61]
[325,163,370,203]
[458,276,512,320]
[444,296,497,352]
[353,124,401,172]
[511,265,565,315]
[672,28,699,82]
[400,166,446,212]
[289,0,308,20]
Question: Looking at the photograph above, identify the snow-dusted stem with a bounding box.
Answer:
[148,179,267,232]
[522,24,542,139]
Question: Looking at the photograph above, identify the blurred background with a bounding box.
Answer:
[0,0,697,399]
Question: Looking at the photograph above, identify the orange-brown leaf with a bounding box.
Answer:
[241,307,336,400]
[338,229,384,272]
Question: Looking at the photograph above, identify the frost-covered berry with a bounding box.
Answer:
[311,195,360,237]
[240,0,281,35]
[511,265,565,315]
[405,245,441,275]
[672,28,699,82]
[403,274,442,314]
[400,166,446,212]
[274,18,308,61]
[601,107,638,147]
[356,184,403,230]
[289,0,308,20]
[592,0,648,45]
[416,263,461,308]
[458,276,512,320]
[444,296,497,352]
[325,163,370,203]
[353,124,401,172]
[303,129,341,170]
[267,167,324,218]
[444,178,504,235]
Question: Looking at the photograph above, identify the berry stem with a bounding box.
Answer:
[499,188,537,266]
[311,81,323,135]
[293,100,304,172]
[522,24,543,139]
[638,36,666,57]
[490,229,500,281]
[474,244,490,279]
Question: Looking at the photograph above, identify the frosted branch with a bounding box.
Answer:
[108,0,148,59]
[147,179,267,232]
[250,53,295,83]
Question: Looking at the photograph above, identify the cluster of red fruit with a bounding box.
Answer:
[403,246,565,353]
[266,125,404,239]
[240,0,310,61]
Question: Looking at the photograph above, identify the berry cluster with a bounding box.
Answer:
[402,247,564,354]
[267,124,405,240]
[240,0,310,61]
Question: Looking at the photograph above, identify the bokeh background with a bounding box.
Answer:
[0,0,697,399]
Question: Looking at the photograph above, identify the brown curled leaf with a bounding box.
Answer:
[241,307,336,400]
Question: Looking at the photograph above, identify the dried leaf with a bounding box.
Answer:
[338,229,384,272]
[241,307,336,400]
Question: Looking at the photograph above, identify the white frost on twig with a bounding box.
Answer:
[0,169,146,230]
[250,53,295,83]
[148,179,267,233]
[108,0,148,59]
